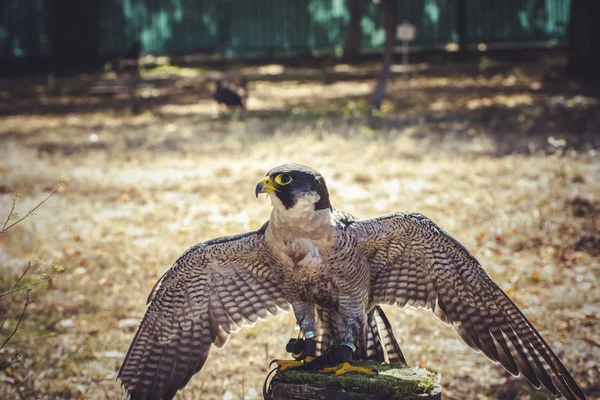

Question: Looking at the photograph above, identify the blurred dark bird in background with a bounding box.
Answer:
[213,77,247,109]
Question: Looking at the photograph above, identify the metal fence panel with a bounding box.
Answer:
[0,0,51,59]
[0,0,571,62]
[466,0,569,43]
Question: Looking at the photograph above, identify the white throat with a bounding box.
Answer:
[268,192,332,230]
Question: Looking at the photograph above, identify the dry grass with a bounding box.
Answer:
[0,67,599,400]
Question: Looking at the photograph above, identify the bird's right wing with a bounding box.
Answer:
[118,225,289,400]
[351,212,585,400]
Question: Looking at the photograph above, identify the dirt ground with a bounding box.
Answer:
[0,59,599,400]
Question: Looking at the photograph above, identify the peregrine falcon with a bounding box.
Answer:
[119,164,586,400]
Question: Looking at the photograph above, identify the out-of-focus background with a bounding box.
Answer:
[0,1,599,399]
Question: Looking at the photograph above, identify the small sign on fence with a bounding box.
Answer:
[396,21,416,68]
[396,22,416,42]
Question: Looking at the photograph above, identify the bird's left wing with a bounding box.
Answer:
[118,225,288,400]
[351,212,585,400]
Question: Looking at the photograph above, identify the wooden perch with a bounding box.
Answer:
[265,362,442,400]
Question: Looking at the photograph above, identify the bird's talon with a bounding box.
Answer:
[271,356,315,371]
[320,362,377,376]
[320,365,337,374]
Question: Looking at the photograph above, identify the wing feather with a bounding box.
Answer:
[119,226,286,400]
[353,212,585,400]
[237,270,276,318]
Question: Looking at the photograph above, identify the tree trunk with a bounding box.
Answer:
[343,0,362,62]
[267,362,442,400]
[566,0,600,79]
[370,0,397,110]
[270,381,442,400]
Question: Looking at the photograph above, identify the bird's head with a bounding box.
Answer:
[255,164,331,214]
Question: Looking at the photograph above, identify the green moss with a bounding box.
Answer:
[274,362,437,398]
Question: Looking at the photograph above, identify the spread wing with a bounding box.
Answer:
[352,212,585,400]
[118,224,289,400]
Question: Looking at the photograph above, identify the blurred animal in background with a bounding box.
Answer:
[213,77,248,111]
[112,40,141,78]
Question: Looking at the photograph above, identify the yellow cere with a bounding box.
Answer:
[259,177,280,193]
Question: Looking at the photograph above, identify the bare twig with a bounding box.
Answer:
[0,262,54,299]
[3,365,26,400]
[13,379,26,400]
[1,196,18,232]
[0,178,65,395]
[1,353,21,370]
[0,276,52,299]
[0,262,32,299]
[0,290,31,353]
[1,177,63,233]
[0,311,8,332]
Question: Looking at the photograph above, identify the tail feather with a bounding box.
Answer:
[366,308,386,361]
[368,306,407,364]
[316,305,407,365]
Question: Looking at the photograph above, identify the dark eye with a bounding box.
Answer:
[275,174,292,185]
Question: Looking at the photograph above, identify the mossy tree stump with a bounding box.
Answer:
[266,362,442,400]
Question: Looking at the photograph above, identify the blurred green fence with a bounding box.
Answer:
[0,0,570,62]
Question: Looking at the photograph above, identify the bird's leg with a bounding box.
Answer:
[306,308,376,376]
[317,328,375,376]
[271,302,317,371]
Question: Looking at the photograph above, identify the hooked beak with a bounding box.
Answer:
[255,177,279,197]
